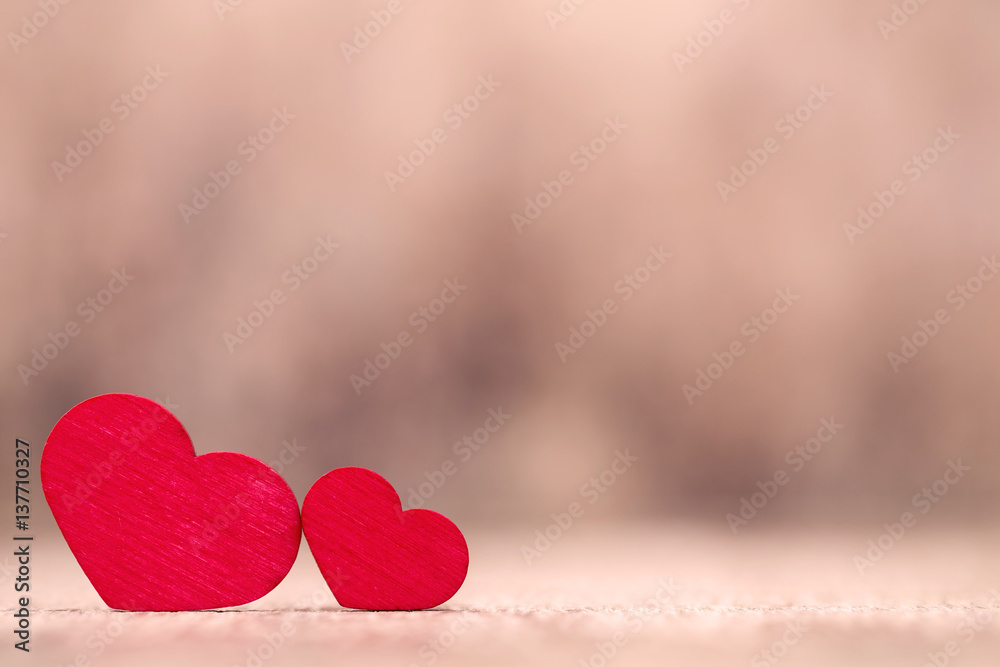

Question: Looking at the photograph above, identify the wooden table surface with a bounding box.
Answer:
[7,523,1000,667]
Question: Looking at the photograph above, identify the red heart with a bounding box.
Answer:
[41,394,301,611]
[302,467,469,610]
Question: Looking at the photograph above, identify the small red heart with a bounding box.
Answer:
[41,394,301,611]
[302,467,469,610]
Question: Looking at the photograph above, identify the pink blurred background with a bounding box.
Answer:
[2,0,999,530]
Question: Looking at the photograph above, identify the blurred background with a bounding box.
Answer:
[2,0,1000,533]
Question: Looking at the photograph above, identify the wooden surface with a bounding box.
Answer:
[7,523,1000,666]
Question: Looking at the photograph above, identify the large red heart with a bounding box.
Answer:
[41,393,301,611]
[302,467,469,610]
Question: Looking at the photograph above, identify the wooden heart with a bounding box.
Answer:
[302,467,469,610]
[41,393,301,611]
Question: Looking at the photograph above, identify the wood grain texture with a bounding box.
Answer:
[9,525,1000,667]
[302,467,469,610]
[40,393,302,611]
